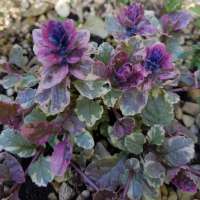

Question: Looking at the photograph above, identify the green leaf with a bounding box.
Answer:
[147,125,165,145]
[96,42,114,64]
[165,0,182,13]
[24,107,46,124]
[142,94,174,126]
[164,91,180,104]
[17,74,38,89]
[161,136,195,167]
[124,132,145,155]
[75,97,103,127]
[0,128,36,158]
[103,88,122,107]
[166,37,185,61]
[119,89,148,116]
[74,131,94,150]
[85,155,126,190]
[83,15,108,38]
[28,156,54,187]
[0,74,21,89]
[74,80,111,100]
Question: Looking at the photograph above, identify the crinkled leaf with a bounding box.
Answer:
[103,89,122,107]
[147,125,165,145]
[0,101,21,128]
[51,140,72,176]
[74,80,111,99]
[28,156,54,187]
[119,89,148,116]
[16,88,36,109]
[165,0,182,13]
[0,152,25,184]
[142,94,174,126]
[161,136,195,167]
[75,97,103,127]
[20,121,60,145]
[85,156,126,190]
[24,107,46,124]
[36,80,70,115]
[96,42,114,64]
[125,158,140,171]
[74,130,94,150]
[113,117,134,139]
[0,128,36,158]
[63,112,85,135]
[124,132,145,155]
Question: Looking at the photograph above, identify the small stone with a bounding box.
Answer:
[168,190,178,200]
[59,183,75,200]
[48,192,57,200]
[182,114,195,127]
[81,190,90,198]
[188,89,200,102]
[190,125,199,135]
[55,0,70,18]
[160,184,168,197]
[177,191,194,200]
[196,114,200,129]
[175,106,183,120]
[182,102,200,116]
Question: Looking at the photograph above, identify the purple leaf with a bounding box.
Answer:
[20,121,61,145]
[63,112,85,135]
[113,117,134,139]
[167,167,197,193]
[161,11,192,33]
[0,152,25,184]
[51,140,72,176]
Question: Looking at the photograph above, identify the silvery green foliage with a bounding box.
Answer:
[28,156,54,187]
[147,125,165,145]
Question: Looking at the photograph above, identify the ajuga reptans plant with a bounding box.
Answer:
[0,1,199,200]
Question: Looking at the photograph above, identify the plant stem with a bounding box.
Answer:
[122,171,133,200]
[70,162,99,192]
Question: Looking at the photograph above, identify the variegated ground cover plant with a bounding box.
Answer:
[0,1,199,200]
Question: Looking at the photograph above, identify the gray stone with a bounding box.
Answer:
[182,102,200,116]
[182,114,195,127]
[55,0,70,18]
[175,106,183,120]
[59,183,75,200]
[196,114,200,129]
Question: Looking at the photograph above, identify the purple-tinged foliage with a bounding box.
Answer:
[113,117,134,139]
[51,140,72,176]
[20,121,61,145]
[116,3,157,39]
[144,43,173,72]
[161,11,192,33]
[0,152,25,184]
[167,167,197,193]
[110,51,147,90]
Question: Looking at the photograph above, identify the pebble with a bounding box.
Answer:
[175,106,183,120]
[59,183,75,200]
[76,190,90,200]
[55,0,70,18]
[48,192,57,200]
[196,114,200,129]
[182,102,200,116]
[160,185,168,197]
[182,114,195,127]
[168,190,178,200]
[190,124,199,135]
